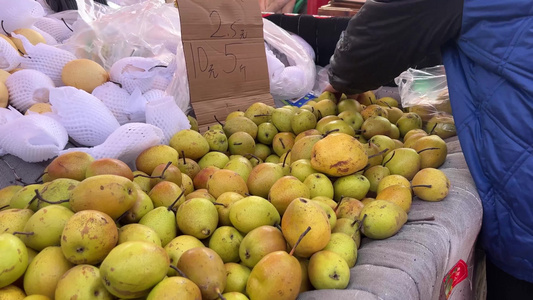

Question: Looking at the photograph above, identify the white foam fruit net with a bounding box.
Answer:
[143,89,166,103]
[92,82,147,125]
[0,114,69,162]
[0,37,21,72]
[33,17,74,44]
[0,106,23,126]
[5,69,55,113]
[145,96,190,145]
[60,123,164,167]
[49,86,120,146]
[109,57,162,94]
[15,34,77,86]
[0,0,45,33]
[30,25,58,45]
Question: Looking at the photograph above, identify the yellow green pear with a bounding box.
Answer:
[22,205,74,251]
[304,173,334,199]
[0,285,26,299]
[177,247,227,300]
[290,135,323,163]
[0,233,28,288]
[69,174,137,219]
[311,133,368,177]
[376,184,413,213]
[268,176,310,215]
[0,208,33,234]
[323,232,358,267]
[224,263,251,294]
[308,250,350,289]
[376,174,411,194]
[139,206,177,247]
[332,218,362,248]
[164,235,205,276]
[149,163,182,188]
[412,168,450,201]
[176,198,218,239]
[281,198,330,257]
[9,184,42,209]
[312,200,337,230]
[35,178,78,211]
[412,135,448,169]
[99,241,170,299]
[221,292,249,300]
[215,192,244,226]
[135,145,179,175]
[118,224,161,246]
[146,276,202,300]
[207,169,249,198]
[46,151,94,181]
[239,225,286,268]
[0,185,23,209]
[208,226,243,263]
[23,246,74,299]
[358,200,407,239]
[229,196,280,234]
[335,197,365,220]
[148,181,184,209]
[122,186,153,223]
[382,148,421,180]
[246,229,304,300]
[169,129,210,160]
[10,28,46,54]
[54,265,113,300]
[246,163,284,198]
[223,116,258,139]
[61,210,118,265]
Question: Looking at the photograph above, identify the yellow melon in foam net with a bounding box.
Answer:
[0,81,8,108]
[0,69,10,84]
[62,59,109,93]
[25,102,52,115]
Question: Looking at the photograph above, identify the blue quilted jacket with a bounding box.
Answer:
[329,0,533,282]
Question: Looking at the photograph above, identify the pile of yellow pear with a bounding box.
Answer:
[0,90,454,300]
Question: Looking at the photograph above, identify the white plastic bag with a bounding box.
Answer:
[263,18,315,101]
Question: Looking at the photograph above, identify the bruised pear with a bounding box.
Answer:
[0,233,28,288]
[269,176,310,215]
[55,265,113,300]
[69,175,137,219]
[61,210,118,265]
[311,133,367,177]
[99,241,170,299]
[396,112,423,137]
[223,116,258,139]
[208,226,243,263]
[0,208,34,234]
[358,200,407,239]
[203,128,229,152]
[308,250,350,289]
[0,185,22,209]
[85,158,134,180]
[257,122,278,145]
[22,205,74,251]
[281,198,330,258]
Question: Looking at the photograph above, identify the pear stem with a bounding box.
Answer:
[34,171,47,184]
[357,214,367,232]
[61,18,73,32]
[148,65,168,71]
[429,123,438,135]
[407,216,435,222]
[279,138,285,149]
[214,115,224,126]
[181,151,186,164]
[411,184,432,189]
[1,20,9,36]
[212,202,227,207]
[289,226,311,256]
[351,218,359,227]
[110,81,122,88]
[169,265,188,278]
[317,110,323,120]
[282,150,291,167]
[233,142,242,146]
[0,204,9,210]
[275,223,283,232]
[382,151,396,167]
[245,153,260,162]
[1,158,27,185]
[334,196,345,213]
[378,100,392,109]
[216,289,226,300]
[33,189,69,204]
[133,161,171,180]
[354,163,370,174]
[367,148,389,159]
[417,147,440,154]
[167,190,185,211]
[253,114,271,117]
[12,231,34,236]
[323,128,340,137]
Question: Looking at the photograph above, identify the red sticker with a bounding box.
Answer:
[442,259,468,299]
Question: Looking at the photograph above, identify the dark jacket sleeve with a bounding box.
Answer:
[46,0,108,12]
[329,0,463,95]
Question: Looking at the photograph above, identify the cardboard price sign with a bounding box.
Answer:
[176,0,273,129]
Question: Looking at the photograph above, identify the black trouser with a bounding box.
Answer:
[486,259,533,300]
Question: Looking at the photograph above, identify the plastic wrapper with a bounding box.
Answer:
[0,114,69,162]
[60,122,165,168]
[263,18,316,101]
[0,0,45,33]
[0,37,21,72]
[59,0,191,114]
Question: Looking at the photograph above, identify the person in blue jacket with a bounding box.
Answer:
[326,0,533,298]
